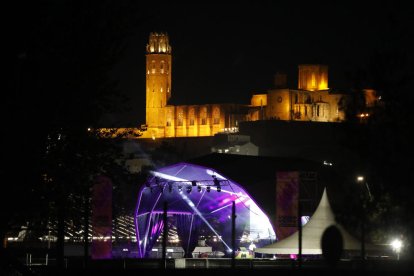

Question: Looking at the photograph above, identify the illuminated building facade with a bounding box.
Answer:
[142,32,244,139]
[139,33,353,139]
[248,67,347,123]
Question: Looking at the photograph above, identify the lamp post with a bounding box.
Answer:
[356,175,372,263]
[162,201,168,269]
[231,201,236,269]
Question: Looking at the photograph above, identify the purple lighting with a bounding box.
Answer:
[134,162,276,258]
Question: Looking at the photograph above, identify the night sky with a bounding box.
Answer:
[108,1,413,126]
[10,1,414,126]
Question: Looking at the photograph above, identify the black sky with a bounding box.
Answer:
[105,1,414,126]
[9,1,414,126]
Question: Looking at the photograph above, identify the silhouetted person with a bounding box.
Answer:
[321,225,343,268]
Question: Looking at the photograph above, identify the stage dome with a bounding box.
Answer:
[134,162,276,258]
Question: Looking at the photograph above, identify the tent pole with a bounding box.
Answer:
[298,190,302,268]
[162,201,168,269]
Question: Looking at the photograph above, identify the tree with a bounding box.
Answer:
[3,0,145,269]
[340,43,414,257]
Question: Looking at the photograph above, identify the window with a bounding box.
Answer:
[160,61,165,74]
[317,105,320,117]
[214,118,219,124]
[177,118,183,126]
[166,121,171,126]
[305,106,307,116]
[201,118,206,125]
[151,60,156,74]
[295,94,298,104]
[189,118,194,125]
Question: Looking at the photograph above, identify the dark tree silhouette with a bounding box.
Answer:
[341,39,414,258]
[3,0,145,270]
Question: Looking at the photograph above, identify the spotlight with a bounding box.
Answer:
[178,186,182,192]
[217,185,221,192]
[187,186,192,193]
[213,175,220,186]
[197,186,202,192]
[192,180,197,187]
[206,186,211,193]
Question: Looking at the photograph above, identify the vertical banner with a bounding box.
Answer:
[275,171,299,240]
[91,175,112,259]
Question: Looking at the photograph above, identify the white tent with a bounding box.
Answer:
[255,188,374,255]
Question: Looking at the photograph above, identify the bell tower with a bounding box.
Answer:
[145,32,172,137]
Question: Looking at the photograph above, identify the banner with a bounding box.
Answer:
[275,171,299,240]
[91,175,112,259]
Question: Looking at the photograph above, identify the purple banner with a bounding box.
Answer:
[91,175,112,259]
[275,171,299,240]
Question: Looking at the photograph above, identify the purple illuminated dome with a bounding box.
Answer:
[134,162,276,258]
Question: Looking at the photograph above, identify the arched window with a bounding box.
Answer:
[200,107,207,125]
[177,111,183,126]
[213,107,220,124]
[151,60,156,74]
[160,60,165,74]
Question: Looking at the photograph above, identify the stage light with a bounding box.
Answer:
[207,186,211,192]
[178,186,182,192]
[168,183,173,193]
[187,186,192,193]
[213,175,220,186]
[217,185,221,192]
[197,186,202,192]
[192,180,197,186]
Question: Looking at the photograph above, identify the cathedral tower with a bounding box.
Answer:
[145,32,172,137]
[298,64,328,91]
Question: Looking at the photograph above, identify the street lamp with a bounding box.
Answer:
[357,175,372,200]
[391,239,403,260]
[356,175,371,262]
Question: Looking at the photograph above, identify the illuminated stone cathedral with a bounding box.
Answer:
[141,32,245,139]
[138,32,348,139]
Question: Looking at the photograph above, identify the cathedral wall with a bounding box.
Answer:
[198,105,211,136]
[266,89,291,120]
[251,94,268,107]
[175,105,188,137]
[165,106,176,137]
[210,105,224,135]
[186,106,199,137]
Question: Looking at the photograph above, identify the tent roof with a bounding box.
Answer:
[255,188,378,255]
